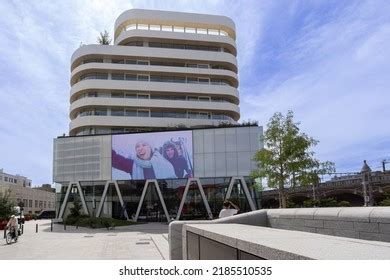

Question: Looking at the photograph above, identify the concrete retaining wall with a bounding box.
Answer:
[169,207,390,259]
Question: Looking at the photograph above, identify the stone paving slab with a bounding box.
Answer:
[0,219,169,260]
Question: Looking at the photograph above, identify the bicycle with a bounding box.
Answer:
[5,227,19,244]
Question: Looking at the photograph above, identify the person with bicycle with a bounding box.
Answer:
[6,215,18,239]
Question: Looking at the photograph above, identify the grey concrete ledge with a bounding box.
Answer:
[184,223,390,260]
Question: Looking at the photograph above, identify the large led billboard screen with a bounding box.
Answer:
[112,130,193,180]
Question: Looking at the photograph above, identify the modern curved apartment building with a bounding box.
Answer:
[69,9,239,136]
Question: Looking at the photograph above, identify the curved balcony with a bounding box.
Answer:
[114,9,236,40]
[70,62,238,87]
[70,80,239,104]
[69,97,240,120]
[69,115,235,136]
[71,45,237,72]
[115,29,237,56]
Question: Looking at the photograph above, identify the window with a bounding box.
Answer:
[220,30,228,36]
[125,109,137,116]
[35,200,38,208]
[198,78,210,84]
[44,201,47,208]
[5,177,8,182]
[137,94,149,99]
[187,77,198,84]
[199,96,211,101]
[187,96,198,101]
[39,201,43,208]
[137,60,149,65]
[94,109,107,116]
[173,26,185,32]
[125,59,137,64]
[149,25,160,31]
[199,112,210,119]
[197,28,207,34]
[29,200,32,207]
[88,92,98,97]
[125,93,137,98]
[112,73,125,80]
[137,110,150,117]
[161,25,172,32]
[198,64,209,69]
[126,24,137,31]
[137,24,148,30]
[208,29,219,35]
[112,92,124,98]
[185,27,196,33]
[186,63,197,68]
[137,75,149,81]
[125,74,137,81]
[112,59,124,64]
[111,108,124,116]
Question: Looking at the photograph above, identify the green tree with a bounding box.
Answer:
[252,111,335,208]
[97,30,112,45]
[0,189,15,219]
[69,197,82,217]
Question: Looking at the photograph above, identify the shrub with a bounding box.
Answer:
[338,200,351,207]
[379,199,390,206]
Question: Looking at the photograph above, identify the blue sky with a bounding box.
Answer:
[0,0,389,185]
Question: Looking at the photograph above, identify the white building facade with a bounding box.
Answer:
[70,9,239,136]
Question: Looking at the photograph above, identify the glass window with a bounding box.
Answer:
[125,109,137,116]
[35,200,38,207]
[220,30,228,36]
[137,94,149,99]
[173,26,185,32]
[126,24,137,31]
[199,96,210,101]
[112,59,124,64]
[125,93,137,98]
[187,96,198,101]
[187,77,198,84]
[187,111,198,119]
[112,92,124,98]
[137,24,149,30]
[137,110,150,117]
[29,200,32,207]
[149,25,160,31]
[95,108,107,116]
[197,28,207,34]
[185,27,196,33]
[125,59,137,64]
[161,25,172,32]
[44,201,47,208]
[87,92,98,97]
[186,63,197,68]
[137,60,149,65]
[208,29,219,35]
[137,75,149,81]
[198,64,209,69]
[125,74,137,81]
[112,73,124,80]
[111,109,124,116]
[199,112,210,119]
[198,78,210,84]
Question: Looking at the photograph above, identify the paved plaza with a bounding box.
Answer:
[0,219,169,260]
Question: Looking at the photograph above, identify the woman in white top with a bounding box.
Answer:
[218,200,240,218]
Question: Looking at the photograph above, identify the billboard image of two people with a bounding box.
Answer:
[112,130,193,180]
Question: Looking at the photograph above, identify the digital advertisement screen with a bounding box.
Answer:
[112,130,193,180]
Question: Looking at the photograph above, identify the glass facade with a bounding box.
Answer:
[55,177,261,221]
